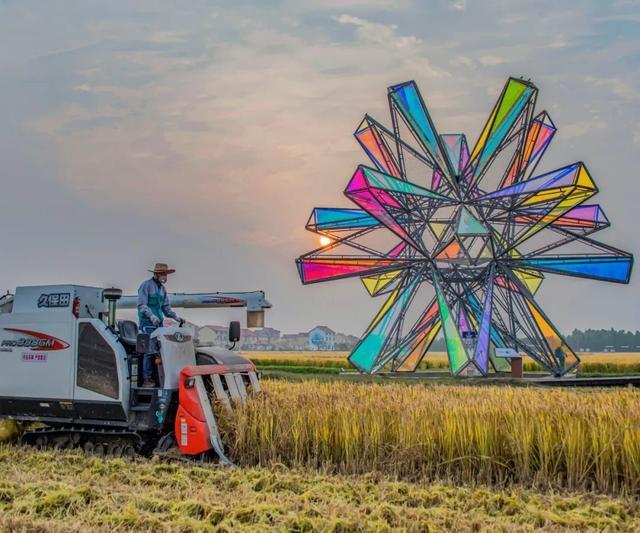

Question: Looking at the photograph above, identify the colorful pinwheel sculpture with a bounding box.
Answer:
[296,77,633,376]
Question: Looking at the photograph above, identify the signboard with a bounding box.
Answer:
[495,348,521,359]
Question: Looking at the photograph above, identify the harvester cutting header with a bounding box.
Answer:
[0,278,271,463]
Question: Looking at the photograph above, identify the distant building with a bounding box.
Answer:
[241,327,281,350]
[254,327,281,350]
[197,325,228,346]
[281,333,308,351]
[335,332,359,350]
[308,326,336,351]
[198,325,281,349]
[198,324,355,351]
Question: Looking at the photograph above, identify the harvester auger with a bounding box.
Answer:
[0,284,271,463]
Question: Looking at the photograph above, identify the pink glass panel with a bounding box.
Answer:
[388,241,407,258]
[345,167,368,193]
[371,188,402,208]
[300,259,397,283]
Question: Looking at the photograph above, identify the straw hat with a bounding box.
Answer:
[148,262,176,275]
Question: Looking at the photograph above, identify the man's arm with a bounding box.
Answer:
[137,281,158,323]
[161,287,179,321]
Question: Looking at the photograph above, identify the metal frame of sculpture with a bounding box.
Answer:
[296,77,633,376]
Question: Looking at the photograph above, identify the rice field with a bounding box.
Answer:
[2,379,640,529]
[246,351,640,374]
[2,446,640,531]
[219,380,640,495]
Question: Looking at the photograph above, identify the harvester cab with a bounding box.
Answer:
[0,284,270,463]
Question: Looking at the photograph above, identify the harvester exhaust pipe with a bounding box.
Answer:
[103,287,123,330]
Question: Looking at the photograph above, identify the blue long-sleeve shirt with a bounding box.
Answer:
[137,278,178,324]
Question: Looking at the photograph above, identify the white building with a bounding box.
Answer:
[308,326,336,351]
[197,325,228,346]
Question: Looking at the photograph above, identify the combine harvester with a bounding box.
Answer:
[0,284,271,464]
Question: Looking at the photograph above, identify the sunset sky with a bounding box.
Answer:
[1,0,639,335]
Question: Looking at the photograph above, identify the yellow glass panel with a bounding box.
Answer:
[365,286,400,334]
[520,186,576,206]
[515,268,544,295]
[470,105,497,160]
[525,297,578,370]
[361,269,402,296]
[430,222,448,238]
[397,321,441,372]
[575,165,595,189]
[526,299,559,347]
[516,189,596,245]
[479,240,493,259]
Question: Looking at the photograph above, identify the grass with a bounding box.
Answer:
[257,365,342,374]
[246,351,640,375]
[1,446,640,531]
[219,380,640,495]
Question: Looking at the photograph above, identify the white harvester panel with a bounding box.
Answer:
[152,327,197,389]
[12,285,105,318]
[0,309,76,400]
[0,285,108,401]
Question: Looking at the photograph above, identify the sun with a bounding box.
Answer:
[319,236,332,247]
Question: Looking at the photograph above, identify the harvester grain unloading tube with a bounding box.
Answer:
[118,291,272,327]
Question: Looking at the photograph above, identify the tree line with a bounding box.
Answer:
[565,328,640,352]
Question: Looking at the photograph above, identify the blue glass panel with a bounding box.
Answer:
[389,82,450,175]
[349,276,419,372]
[313,208,379,230]
[522,257,632,283]
[472,272,494,375]
[466,291,506,348]
[482,163,579,200]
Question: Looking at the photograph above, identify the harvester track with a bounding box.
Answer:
[19,426,227,464]
[20,425,144,457]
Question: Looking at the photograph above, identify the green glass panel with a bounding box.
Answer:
[434,272,469,374]
[492,79,527,135]
[457,207,488,235]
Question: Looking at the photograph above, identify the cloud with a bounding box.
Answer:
[73,83,92,92]
[3,0,640,334]
[561,117,608,138]
[449,0,466,11]
[321,0,406,6]
[145,31,188,44]
[334,14,421,50]
[478,55,505,66]
[451,55,473,67]
[584,76,639,102]
[401,57,451,79]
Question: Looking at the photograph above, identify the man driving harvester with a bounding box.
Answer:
[137,262,183,387]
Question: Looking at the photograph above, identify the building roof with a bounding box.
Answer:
[199,325,227,332]
[253,327,281,336]
[310,326,335,335]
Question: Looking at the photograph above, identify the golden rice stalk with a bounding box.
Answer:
[218,381,640,494]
